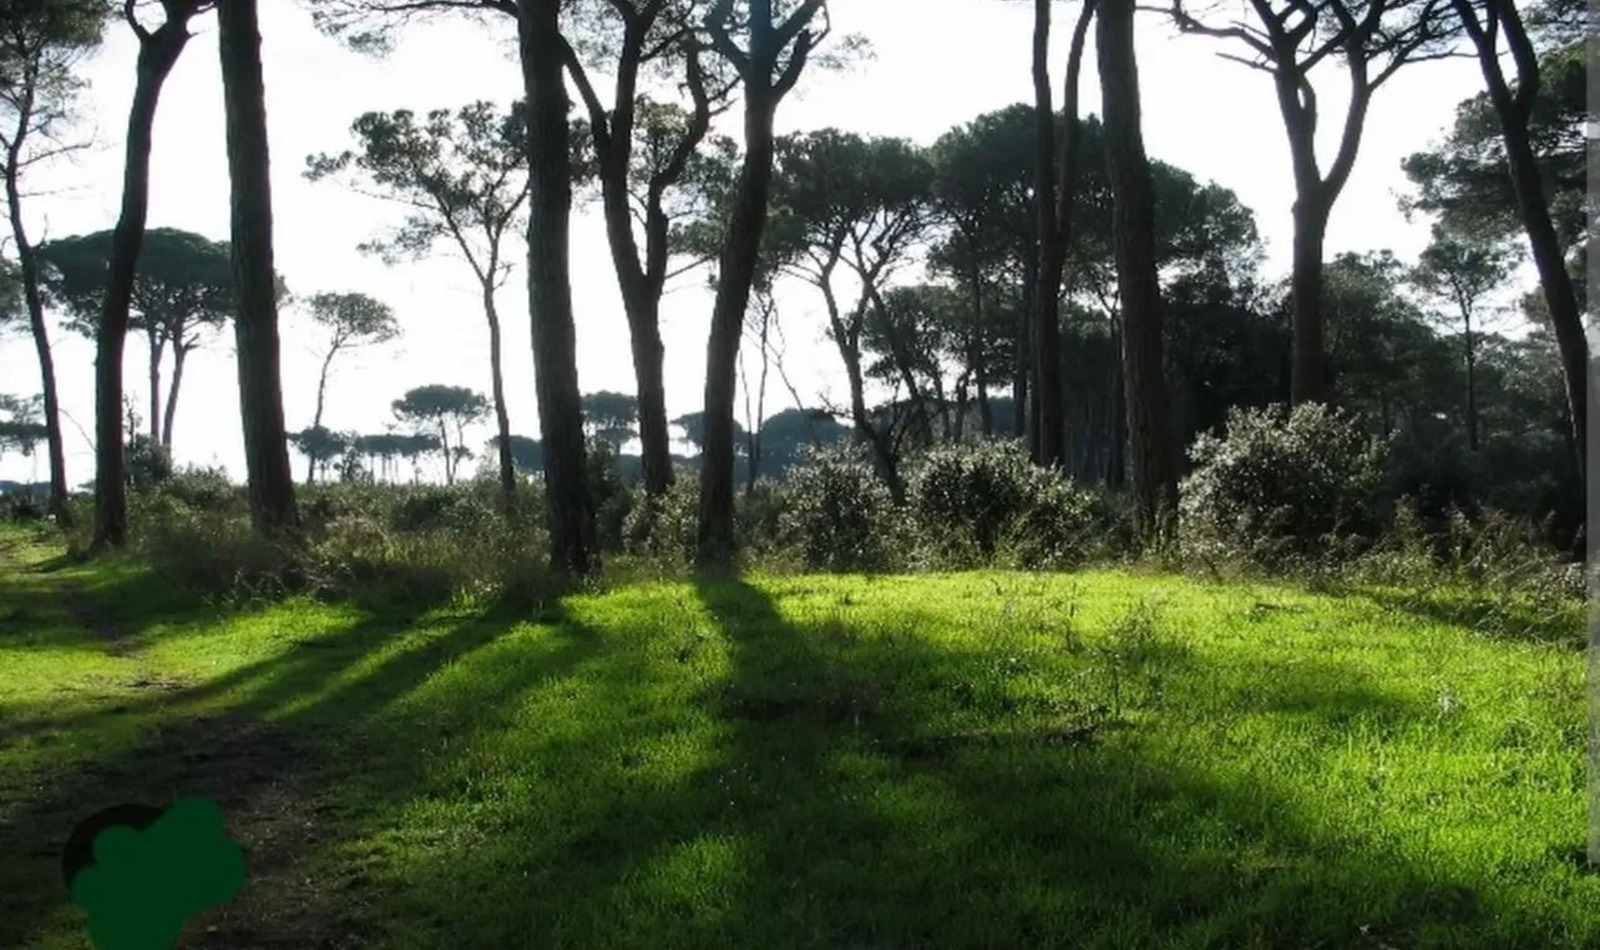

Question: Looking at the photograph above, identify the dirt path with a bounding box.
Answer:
[0,534,138,657]
[0,536,375,947]
[58,581,141,658]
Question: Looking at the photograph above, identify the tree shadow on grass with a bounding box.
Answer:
[0,558,208,653]
[1349,584,1584,650]
[0,589,597,948]
[5,570,1595,949]
[661,577,1571,949]
[272,573,1586,948]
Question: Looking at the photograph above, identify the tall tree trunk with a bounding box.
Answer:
[3,152,69,521]
[565,22,696,502]
[1098,0,1176,542]
[819,276,905,501]
[597,147,676,500]
[93,13,194,551]
[1452,0,1586,477]
[977,363,993,437]
[1014,272,1032,442]
[439,418,454,485]
[146,329,163,444]
[1288,194,1331,405]
[631,308,673,496]
[518,0,594,575]
[482,282,518,503]
[218,0,299,541]
[306,344,337,485]
[1263,29,1372,410]
[959,248,996,441]
[161,344,189,450]
[1464,314,1478,452]
[698,88,778,568]
[1107,319,1125,488]
[751,337,769,494]
[1029,0,1070,469]
[1047,0,1096,467]
[744,297,772,495]
[953,371,970,442]
[843,335,905,503]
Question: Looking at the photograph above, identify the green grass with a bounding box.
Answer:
[0,525,1594,948]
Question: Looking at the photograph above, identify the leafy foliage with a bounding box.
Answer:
[289,426,356,478]
[0,393,47,460]
[306,101,535,275]
[1180,403,1389,563]
[777,442,899,572]
[1400,40,1587,256]
[303,291,399,346]
[621,474,699,565]
[391,385,489,484]
[907,439,1044,561]
[581,391,639,450]
[38,228,237,343]
[124,435,173,491]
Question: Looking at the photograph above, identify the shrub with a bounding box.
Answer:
[1180,402,1387,565]
[1440,505,1582,599]
[778,442,899,572]
[131,496,295,601]
[125,435,173,490]
[2,490,44,522]
[622,476,698,565]
[736,477,786,556]
[909,439,1079,564]
[153,466,238,513]
[588,438,635,553]
[997,476,1125,569]
[388,484,498,535]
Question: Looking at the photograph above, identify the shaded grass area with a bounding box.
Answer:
[0,527,1594,948]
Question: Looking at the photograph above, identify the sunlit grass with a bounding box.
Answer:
[0,525,1593,949]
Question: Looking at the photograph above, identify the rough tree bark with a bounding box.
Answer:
[563,24,720,499]
[1451,0,1587,477]
[161,342,190,449]
[218,0,299,540]
[3,141,70,521]
[1028,0,1094,469]
[519,0,595,574]
[1098,0,1176,542]
[696,0,827,569]
[92,2,202,551]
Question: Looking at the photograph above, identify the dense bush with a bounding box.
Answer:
[587,438,635,553]
[124,435,173,490]
[388,483,489,534]
[778,443,899,572]
[735,477,786,556]
[1355,498,1582,596]
[907,439,1043,560]
[118,475,555,606]
[903,439,1129,568]
[1344,496,1584,645]
[1180,402,1388,564]
[621,475,698,565]
[997,477,1132,569]
[153,466,239,512]
[131,494,293,599]
[1,490,44,522]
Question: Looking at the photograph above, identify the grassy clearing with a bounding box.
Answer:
[0,525,1593,949]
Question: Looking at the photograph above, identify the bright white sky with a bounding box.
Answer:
[0,0,1496,486]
